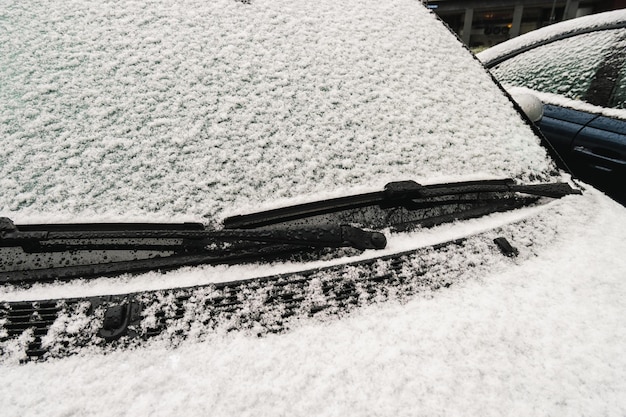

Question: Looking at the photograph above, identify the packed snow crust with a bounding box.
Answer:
[1,0,556,225]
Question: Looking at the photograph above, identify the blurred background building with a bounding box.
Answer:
[426,0,626,49]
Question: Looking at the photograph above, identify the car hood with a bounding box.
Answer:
[1,0,558,225]
[3,183,626,416]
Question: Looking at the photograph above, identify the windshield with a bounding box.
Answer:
[0,0,559,225]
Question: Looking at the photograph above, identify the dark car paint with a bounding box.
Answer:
[481,22,626,206]
[537,105,626,204]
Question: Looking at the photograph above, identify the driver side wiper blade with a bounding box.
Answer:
[0,221,385,251]
[223,178,581,229]
[0,220,385,284]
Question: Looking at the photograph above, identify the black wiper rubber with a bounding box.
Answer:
[223,179,581,229]
[0,220,385,284]
[0,222,385,251]
[0,179,578,284]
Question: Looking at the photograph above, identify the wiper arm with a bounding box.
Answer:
[224,178,581,229]
[0,221,385,251]
[383,180,580,199]
[0,178,577,285]
[0,219,385,284]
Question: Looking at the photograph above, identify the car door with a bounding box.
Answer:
[489,28,626,204]
[568,33,626,204]
[571,116,626,204]
[536,104,600,161]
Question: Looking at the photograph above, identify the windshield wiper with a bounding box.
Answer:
[0,219,385,284]
[0,220,385,251]
[224,178,581,230]
[0,178,578,285]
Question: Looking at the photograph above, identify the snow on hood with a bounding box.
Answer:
[477,9,626,66]
[3,189,626,416]
[0,0,557,224]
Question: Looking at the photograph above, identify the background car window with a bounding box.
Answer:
[491,30,621,105]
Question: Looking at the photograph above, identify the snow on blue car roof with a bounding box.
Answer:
[478,8,626,67]
[0,0,556,224]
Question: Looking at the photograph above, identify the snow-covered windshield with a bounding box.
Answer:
[0,0,557,224]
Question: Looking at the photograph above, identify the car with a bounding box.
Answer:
[477,10,626,205]
[1,1,626,416]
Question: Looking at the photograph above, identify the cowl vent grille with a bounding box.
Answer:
[1,229,521,363]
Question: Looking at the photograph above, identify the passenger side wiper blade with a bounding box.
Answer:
[0,219,385,284]
[224,178,581,229]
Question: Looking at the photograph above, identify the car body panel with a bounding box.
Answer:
[571,116,626,202]
[572,120,626,173]
[537,104,599,155]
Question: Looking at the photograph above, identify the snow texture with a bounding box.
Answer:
[2,191,626,416]
[491,31,618,102]
[506,86,626,121]
[1,0,556,225]
[478,9,626,119]
[477,8,626,66]
[488,29,626,119]
[0,206,563,363]
[2,1,626,416]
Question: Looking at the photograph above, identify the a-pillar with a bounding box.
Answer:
[510,4,524,38]
[563,0,580,20]
[462,8,474,45]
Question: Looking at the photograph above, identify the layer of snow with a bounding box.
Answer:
[491,30,617,100]
[486,27,626,120]
[1,0,556,225]
[2,190,626,416]
[477,9,626,66]
[2,1,626,415]
[506,86,626,121]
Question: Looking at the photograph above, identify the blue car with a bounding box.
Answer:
[478,10,626,205]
